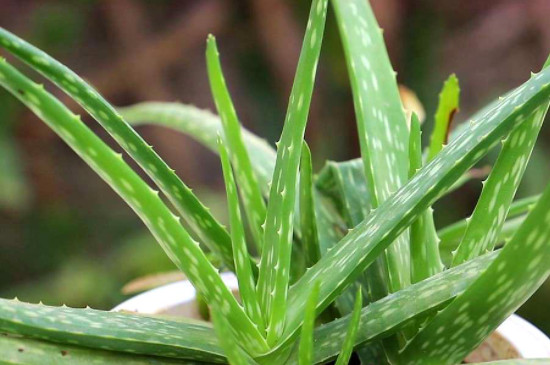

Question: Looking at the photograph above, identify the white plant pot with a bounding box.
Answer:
[113,273,550,361]
[113,272,239,318]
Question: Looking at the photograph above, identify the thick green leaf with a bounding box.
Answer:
[332,0,410,295]
[298,142,321,270]
[329,1,418,354]
[334,288,362,365]
[452,69,549,266]
[298,282,320,365]
[0,27,236,272]
[260,252,496,364]
[401,180,550,363]
[119,102,276,193]
[440,196,541,267]
[256,0,328,344]
[312,254,496,364]
[315,159,484,223]
[409,114,443,282]
[501,194,541,216]
[314,158,485,278]
[218,137,264,332]
[315,159,371,227]
[207,37,267,250]
[0,59,267,355]
[119,101,481,245]
[118,101,348,273]
[439,195,539,251]
[440,215,525,267]
[0,298,223,362]
[211,309,258,365]
[280,66,550,345]
[0,334,189,364]
[427,74,460,161]
[314,160,381,304]
[314,159,388,363]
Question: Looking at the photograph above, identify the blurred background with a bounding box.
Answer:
[1,0,550,334]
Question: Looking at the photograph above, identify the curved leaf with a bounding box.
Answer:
[334,288,362,365]
[452,79,549,266]
[256,0,328,343]
[298,282,320,365]
[281,66,550,345]
[0,59,267,355]
[260,252,496,364]
[409,114,443,282]
[332,0,410,295]
[0,334,190,364]
[119,102,276,194]
[0,27,236,272]
[218,137,264,332]
[298,142,321,270]
[211,309,258,365]
[314,159,388,362]
[207,37,267,250]
[428,74,460,161]
[438,195,539,264]
[401,181,550,363]
[0,298,223,362]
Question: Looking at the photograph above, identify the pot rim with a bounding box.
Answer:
[113,273,550,359]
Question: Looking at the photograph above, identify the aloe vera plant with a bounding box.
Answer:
[1,0,550,363]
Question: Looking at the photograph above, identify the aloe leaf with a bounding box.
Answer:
[0,28,236,273]
[314,159,389,363]
[298,142,321,269]
[311,189,348,255]
[0,334,189,364]
[315,160,372,226]
[207,37,267,250]
[427,74,460,161]
[332,0,410,295]
[119,101,346,262]
[279,67,550,344]
[439,195,539,245]
[256,0,328,344]
[122,101,495,277]
[452,87,549,266]
[315,158,484,221]
[408,114,423,179]
[218,137,264,332]
[409,113,443,282]
[439,195,539,265]
[440,215,524,267]
[312,253,496,364]
[260,252,496,364]
[120,100,479,221]
[119,102,276,192]
[0,298,224,362]
[211,309,259,365]
[0,59,267,355]
[298,282,320,365]
[400,181,550,363]
[334,288,362,365]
